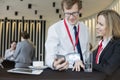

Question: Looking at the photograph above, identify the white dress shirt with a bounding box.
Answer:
[4,49,15,61]
[45,19,90,69]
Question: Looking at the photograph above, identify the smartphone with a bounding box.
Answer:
[56,54,66,64]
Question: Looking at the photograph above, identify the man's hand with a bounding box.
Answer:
[53,58,69,71]
[72,60,85,72]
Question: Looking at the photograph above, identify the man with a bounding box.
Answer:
[45,0,89,71]
[13,31,35,68]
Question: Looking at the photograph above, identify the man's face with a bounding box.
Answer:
[63,3,80,25]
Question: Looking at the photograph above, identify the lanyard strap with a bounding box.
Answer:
[64,19,80,50]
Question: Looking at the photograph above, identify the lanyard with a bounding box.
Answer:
[64,19,80,51]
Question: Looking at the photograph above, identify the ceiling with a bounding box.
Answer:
[0,0,114,25]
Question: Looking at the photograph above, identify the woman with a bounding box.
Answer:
[4,41,17,61]
[93,9,120,80]
[1,41,17,68]
[13,31,35,68]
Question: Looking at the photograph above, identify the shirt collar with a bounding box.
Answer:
[99,36,112,49]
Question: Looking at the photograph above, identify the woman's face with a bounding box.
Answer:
[96,15,107,39]
[11,42,16,50]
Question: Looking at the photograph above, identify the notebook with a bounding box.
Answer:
[7,68,43,75]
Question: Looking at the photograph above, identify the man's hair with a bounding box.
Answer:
[21,31,30,39]
[61,0,82,11]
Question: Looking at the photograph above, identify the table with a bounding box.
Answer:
[0,68,106,80]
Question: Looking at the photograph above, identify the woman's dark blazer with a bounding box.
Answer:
[93,38,120,76]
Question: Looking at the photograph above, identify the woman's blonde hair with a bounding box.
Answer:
[97,9,120,39]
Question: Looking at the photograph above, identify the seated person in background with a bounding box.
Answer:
[13,31,35,68]
[93,9,120,80]
[4,41,17,61]
[1,41,17,68]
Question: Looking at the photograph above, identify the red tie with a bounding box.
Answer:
[96,41,103,64]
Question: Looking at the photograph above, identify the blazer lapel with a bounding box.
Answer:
[99,39,114,63]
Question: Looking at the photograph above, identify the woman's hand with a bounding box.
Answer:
[72,60,85,72]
